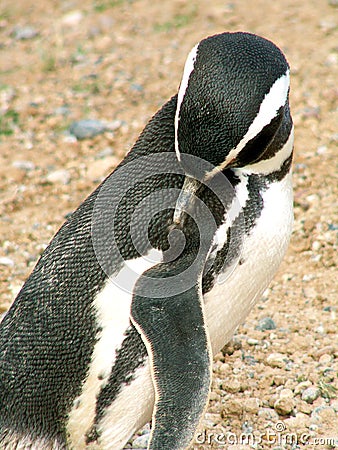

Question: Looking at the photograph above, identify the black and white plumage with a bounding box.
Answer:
[0,32,294,450]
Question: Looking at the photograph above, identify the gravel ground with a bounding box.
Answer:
[0,0,337,449]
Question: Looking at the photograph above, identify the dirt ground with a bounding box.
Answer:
[0,0,337,449]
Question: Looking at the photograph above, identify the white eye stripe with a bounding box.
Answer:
[242,126,294,175]
[218,70,290,171]
[175,44,199,162]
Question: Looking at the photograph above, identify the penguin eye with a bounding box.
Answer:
[235,106,285,167]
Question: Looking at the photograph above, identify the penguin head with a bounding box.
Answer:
[174,32,291,178]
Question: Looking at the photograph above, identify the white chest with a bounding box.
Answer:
[204,171,293,353]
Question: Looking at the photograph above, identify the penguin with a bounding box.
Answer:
[0,31,293,450]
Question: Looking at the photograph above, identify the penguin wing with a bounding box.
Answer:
[131,271,211,450]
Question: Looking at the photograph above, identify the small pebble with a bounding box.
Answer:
[61,10,83,27]
[221,337,242,355]
[315,324,325,333]
[266,353,286,368]
[13,26,38,40]
[318,353,332,364]
[311,405,336,423]
[302,274,314,282]
[86,156,118,182]
[46,169,71,185]
[221,378,241,393]
[311,240,321,251]
[12,160,35,171]
[221,398,243,415]
[132,433,150,449]
[316,145,328,154]
[69,119,108,140]
[319,19,337,32]
[284,413,310,431]
[269,394,280,408]
[301,386,321,403]
[247,338,259,345]
[255,316,276,331]
[274,397,295,415]
[130,83,144,92]
[0,256,14,267]
[106,119,123,131]
[257,407,279,420]
[63,134,78,144]
[279,388,293,399]
[218,362,230,373]
[303,287,317,298]
[241,421,254,435]
[209,391,219,401]
[243,397,260,414]
[297,400,312,414]
[96,146,114,159]
[273,375,286,386]
[9,283,23,298]
[203,412,220,427]
[294,380,311,395]
[54,106,71,116]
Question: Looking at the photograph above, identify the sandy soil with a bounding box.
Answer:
[0,0,337,449]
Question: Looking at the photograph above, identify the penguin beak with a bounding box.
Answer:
[173,176,200,226]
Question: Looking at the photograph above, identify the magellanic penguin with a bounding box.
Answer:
[0,32,294,450]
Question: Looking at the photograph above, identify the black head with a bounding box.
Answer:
[175,32,292,178]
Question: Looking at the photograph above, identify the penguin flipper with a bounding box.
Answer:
[131,280,211,450]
